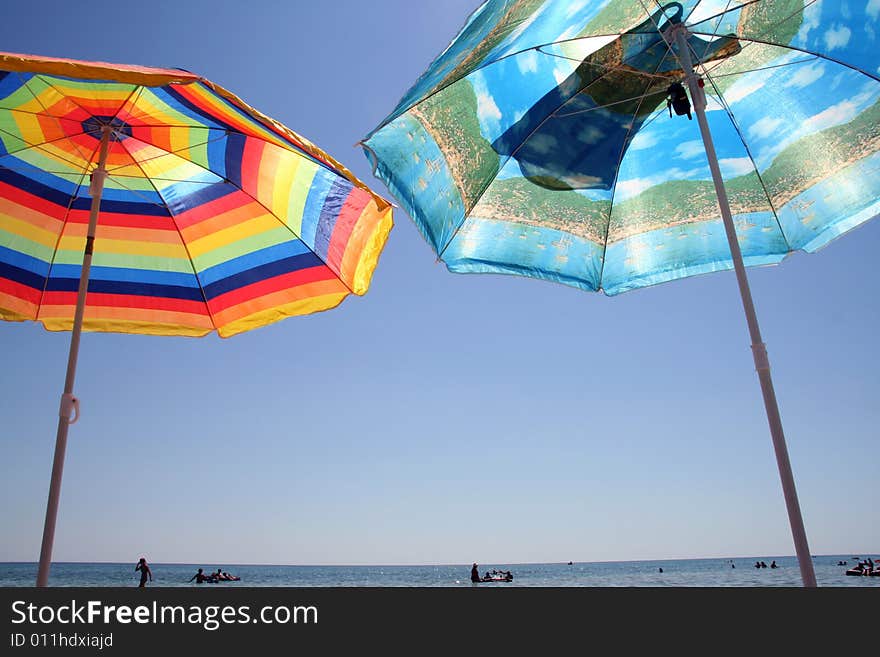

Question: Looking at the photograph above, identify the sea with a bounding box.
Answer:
[1,554,877,587]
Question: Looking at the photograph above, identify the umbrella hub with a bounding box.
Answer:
[81,115,131,142]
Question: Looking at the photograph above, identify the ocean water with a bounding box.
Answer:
[1,555,877,587]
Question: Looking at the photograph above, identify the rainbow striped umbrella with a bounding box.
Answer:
[0,52,393,585]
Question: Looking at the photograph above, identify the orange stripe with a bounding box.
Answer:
[34,114,68,143]
[93,224,182,244]
[206,265,336,314]
[0,195,65,233]
[338,198,378,284]
[0,290,38,319]
[38,304,214,330]
[173,191,251,231]
[179,199,262,241]
[211,278,346,327]
[218,292,349,338]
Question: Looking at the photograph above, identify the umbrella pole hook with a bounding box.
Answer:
[36,127,112,587]
[672,26,818,587]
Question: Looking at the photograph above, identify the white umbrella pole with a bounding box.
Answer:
[36,127,112,587]
[673,27,817,587]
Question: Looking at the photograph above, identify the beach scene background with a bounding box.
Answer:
[2,555,878,588]
[0,1,877,581]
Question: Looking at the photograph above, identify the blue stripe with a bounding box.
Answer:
[162,180,233,216]
[68,195,169,216]
[88,182,165,206]
[202,251,323,300]
[51,263,199,288]
[0,244,51,276]
[0,70,27,100]
[0,260,47,290]
[299,169,335,248]
[0,163,170,216]
[206,132,227,179]
[0,163,78,207]
[44,273,204,300]
[198,240,311,285]
[313,178,353,261]
[93,181,165,206]
[224,132,245,188]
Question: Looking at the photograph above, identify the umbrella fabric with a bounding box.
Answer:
[361,0,879,295]
[0,51,393,338]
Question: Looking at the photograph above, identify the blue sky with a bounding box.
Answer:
[0,0,877,568]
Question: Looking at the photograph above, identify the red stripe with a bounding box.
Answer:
[207,265,335,314]
[240,138,263,196]
[40,291,207,314]
[0,277,43,304]
[0,181,69,218]
[0,181,179,231]
[42,102,91,123]
[62,207,178,231]
[326,189,370,271]
[173,190,251,229]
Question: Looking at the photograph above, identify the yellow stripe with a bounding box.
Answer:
[12,139,90,175]
[13,78,82,118]
[56,234,190,259]
[185,212,280,259]
[0,207,64,247]
[124,91,199,128]
[268,150,300,228]
[217,290,349,338]
[352,205,394,295]
[138,155,206,183]
[38,307,214,336]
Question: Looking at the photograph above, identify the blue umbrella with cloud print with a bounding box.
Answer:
[361,0,880,587]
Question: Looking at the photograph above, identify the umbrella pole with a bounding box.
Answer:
[673,27,817,587]
[36,127,112,587]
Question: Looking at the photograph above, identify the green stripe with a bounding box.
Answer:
[191,226,293,272]
[285,159,318,235]
[0,228,54,261]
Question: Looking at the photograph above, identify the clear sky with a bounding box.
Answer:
[0,0,877,567]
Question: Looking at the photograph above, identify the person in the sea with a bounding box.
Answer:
[770,560,778,569]
[470,563,480,583]
[135,557,152,587]
[189,568,209,583]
